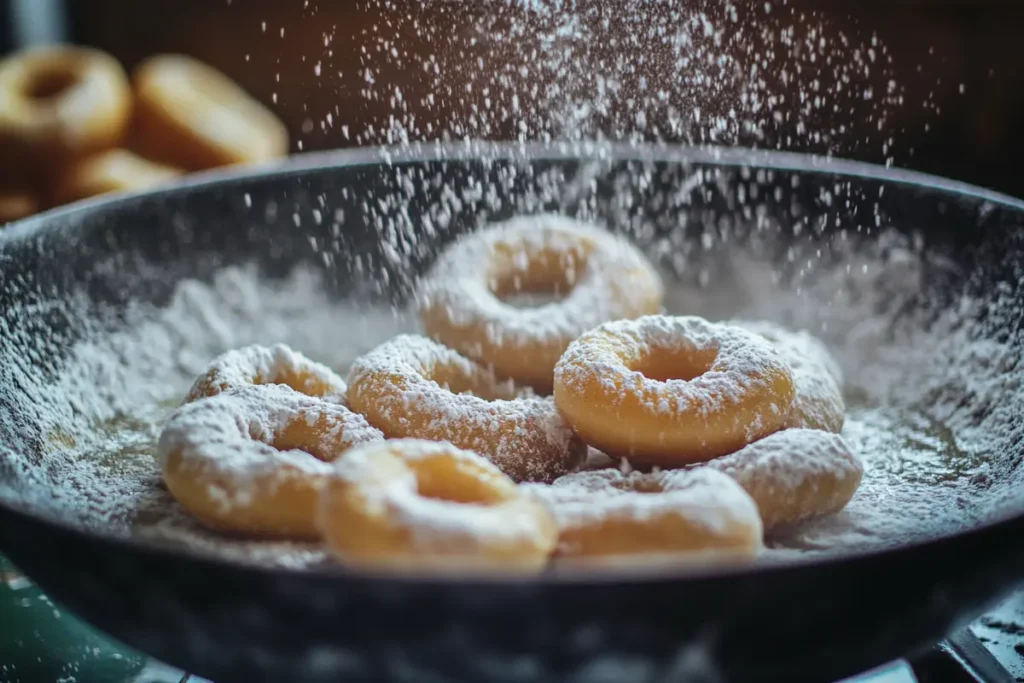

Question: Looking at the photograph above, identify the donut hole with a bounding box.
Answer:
[630,346,718,383]
[408,456,510,505]
[488,246,589,308]
[499,290,566,308]
[24,65,80,101]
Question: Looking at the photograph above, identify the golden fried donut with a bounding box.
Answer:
[158,384,383,539]
[417,213,664,393]
[0,189,38,223]
[49,148,182,206]
[186,343,348,404]
[131,54,289,171]
[553,315,795,467]
[698,428,863,530]
[318,439,557,574]
[525,468,762,566]
[0,46,131,179]
[346,334,586,482]
[733,320,845,433]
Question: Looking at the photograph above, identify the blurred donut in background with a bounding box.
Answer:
[0,189,38,223]
[0,45,131,182]
[130,54,289,171]
[0,43,287,224]
[49,148,182,206]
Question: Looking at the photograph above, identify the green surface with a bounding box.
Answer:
[0,554,148,683]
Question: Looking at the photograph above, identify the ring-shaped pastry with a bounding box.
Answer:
[0,45,131,178]
[158,384,383,539]
[526,468,763,566]
[697,428,863,530]
[318,439,557,574]
[131,54,289,171]
[553,315,795,467]
[49,148,182,206]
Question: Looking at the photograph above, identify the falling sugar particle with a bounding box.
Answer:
[298,1,922,168]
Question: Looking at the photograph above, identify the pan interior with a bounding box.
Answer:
[0,148,1021,573]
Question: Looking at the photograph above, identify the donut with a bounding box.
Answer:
[346,334,586,482]
[131,54,289,171]
[0,190,38,223]
[698,428,863,530]
[553,315,796,467]
[524,468,762,566]
[417,213,664,393]
[186,343,348,404]
[0,46,131,179]
[318,439,557,574]
[49,148,182,206]
[158,384,383,538]
[731,320,845,433]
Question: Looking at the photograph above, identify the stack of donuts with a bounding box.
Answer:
[158,213,863,574]
[0,45,288,223]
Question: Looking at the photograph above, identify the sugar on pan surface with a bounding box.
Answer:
[0,143,1022,683]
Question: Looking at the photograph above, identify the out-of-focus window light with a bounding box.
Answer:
[9,0,67,48]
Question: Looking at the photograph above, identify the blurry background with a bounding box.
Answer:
[2,0,1023,198]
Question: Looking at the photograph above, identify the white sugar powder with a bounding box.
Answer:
[0,219,1020,569]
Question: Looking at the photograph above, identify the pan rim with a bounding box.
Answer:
[3,140,1024,242]
[1,140,1022,587]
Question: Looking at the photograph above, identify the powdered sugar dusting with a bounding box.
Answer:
[697,428,863,530]
[660,228,1024,557]
[731,319,843,387]
[702,428,861,496]
[0,266,414,568]
[417,213,663,345]
[731,320,845,432]
[525,468,762,547]
[347,333,584,482]
[185,343,349,403]
[158,383,382,480]
[1,172,1021,571]
[554,315,793,444]
[327,440,548,552]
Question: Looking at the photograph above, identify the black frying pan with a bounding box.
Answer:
[0,143,1022,683]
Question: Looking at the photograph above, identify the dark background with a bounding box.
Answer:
[4,0,1023,199]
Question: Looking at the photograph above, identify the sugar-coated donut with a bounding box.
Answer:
[158,384,384,539]
[131,54,289,171]
[698,428,863,530]
[186,343,348,404]
[553,315,795,467]
[347,334,586,482]
[318,439,557,574]
[49,148,182,206]
[417,213,664,393]
[0,46,131,179]
[524,468,762,566]
[0,190,38,223]
[732,320,845,433]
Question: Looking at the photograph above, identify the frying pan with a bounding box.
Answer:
[1,142,1023,683]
